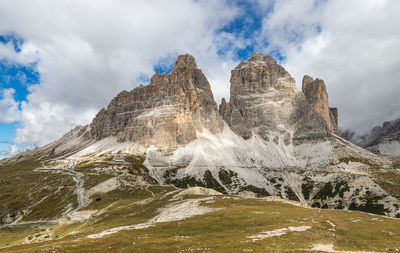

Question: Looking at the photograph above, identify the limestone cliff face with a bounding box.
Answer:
[302,75,338,134]
[220,53,298,140]
[220,53,337,144]
[88,54,224,150]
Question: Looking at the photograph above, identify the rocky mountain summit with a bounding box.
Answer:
[89,54,224,151]
[220,53,337,145]
[2,53,400,218]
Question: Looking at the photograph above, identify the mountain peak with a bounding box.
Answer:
[172,54,197,71]
[248,52,277,64]
[87,52,223,149]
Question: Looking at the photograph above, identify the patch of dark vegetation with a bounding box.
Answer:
[204,170,227,194]
[285,186,299,201]
[301,181,314,200]
[348,193,388,215]
[313,182,335,201]
[95,197,102,201]
[321,204,329,209]
[335,181,350,198]
[163,167,178,178]
[396,213,400,218]
[242,135,251,140]
[166,170,227,194]
[166,175,205,189]
[240,185,270,197]
[271,177,284,193]
[218,169,237,186]
[335,200,344,209]
[311,202,321,208]
[312,181,350,202]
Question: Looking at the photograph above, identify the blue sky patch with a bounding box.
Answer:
[0,33,24,52]
[216,0,269,61]
[0,34,39,158]
[0,60,39,102]
[153,57,175,75]
[0,33,39,103]
[0,122,18,159]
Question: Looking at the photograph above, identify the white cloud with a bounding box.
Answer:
[0,0,240,146]
[258,0,400,133]
[1,0,399,148]
[0,88,21,123]
[0,39,38,64]
[0,144,20,158]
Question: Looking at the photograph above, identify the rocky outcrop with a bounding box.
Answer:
[220,52,337,145]
[366,119,400,147]
[88,54,224,151]
[302,75,338,134]
[2,211,24,225]
[329,108,338,133]
[342,118,400,159]
[220,53,297,140]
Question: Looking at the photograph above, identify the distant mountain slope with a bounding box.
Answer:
[341,118,400,160]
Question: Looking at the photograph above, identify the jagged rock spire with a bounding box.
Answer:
[88,54,224,150]
[172,54,197,71]
[302,75,338,134]
[222,52,298,140]
[221,52,338,143]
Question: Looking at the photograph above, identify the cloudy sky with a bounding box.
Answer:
[0,0,399,158]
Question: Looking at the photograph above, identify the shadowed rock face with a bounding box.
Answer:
[88,54,224,150]
[362,119,400,147]
[364,119,400,159]
[220,52,337,144]
[341,118,400,159]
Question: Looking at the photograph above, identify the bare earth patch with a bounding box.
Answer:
[88,197,219,239]
[247,225,312,242]
[311,244,384,253]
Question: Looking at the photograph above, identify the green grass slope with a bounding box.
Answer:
[1,158,400,252]
[1,184,400,252]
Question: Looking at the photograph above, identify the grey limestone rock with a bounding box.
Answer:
[88,54,224,150]
[220,52,337,145]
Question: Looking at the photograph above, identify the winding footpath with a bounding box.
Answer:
[38,160,85,220]
[64,160,86,220]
